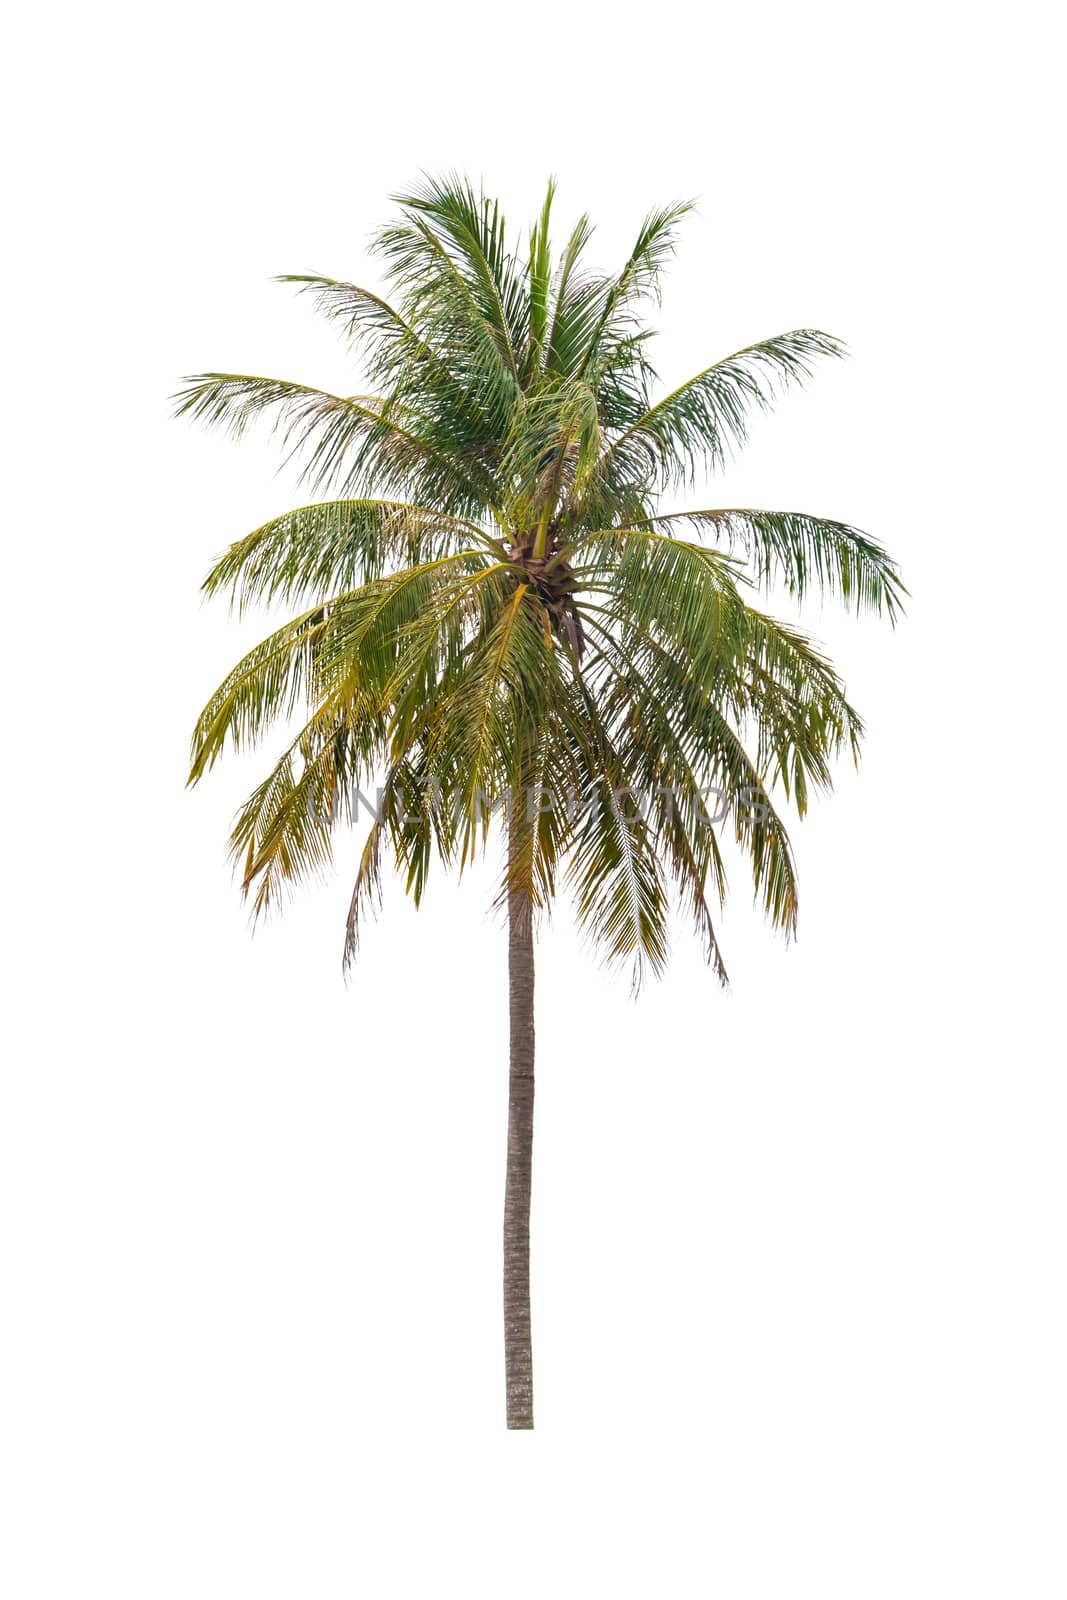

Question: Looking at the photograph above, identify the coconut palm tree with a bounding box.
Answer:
[177,175,903,1430]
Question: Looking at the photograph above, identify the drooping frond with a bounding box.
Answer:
[425,583,560,863]
[725,603,865,801]
[188,602,332,781]
[504,718,587,910]
[230,706,364,916]
[274,274,413,364]
[577,629,730,982]
[639,507,906,620]
[566,758,671,994]
[343,796,386,969]
[202,498,499,610]
[384,560,516,752]
[189,551,497,783]
[341,750,449,971]
[308,552,503,715]
[571,526,750,684]
[172,373,493,511]
[629,573,864,817]
[579,615,802,937]
[570,525,865,779]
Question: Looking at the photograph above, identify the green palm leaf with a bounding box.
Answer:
[640,507,906,619]
[586,329,845,503]
[203,498,500,610]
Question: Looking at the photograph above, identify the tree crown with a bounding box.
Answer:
[178,175,904,988]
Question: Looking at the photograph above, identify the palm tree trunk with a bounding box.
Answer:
[504,815,535,1429]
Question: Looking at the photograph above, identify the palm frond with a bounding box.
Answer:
[542,212,600,379]
[566,766,671,994]
[524,179,556,379]
[574,200,694,380]
[426,584,558,864]
[391,173,528,367]
[497,379,601,529]
[579,630,730,982]
[230,708,361,916]
[342,750,454,970]
[385,561,515,751]
[376,176,527,436]
[173,372,493,511]
[275,274,412,363]
[640,507,906,620]
[203,498,499,610]
[188,601,332,782]
[571,526,750,685]
[585,329,846,501]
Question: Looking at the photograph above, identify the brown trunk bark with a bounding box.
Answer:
[504,815,535,1429]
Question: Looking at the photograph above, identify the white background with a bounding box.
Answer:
[3,1,1064,1594]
